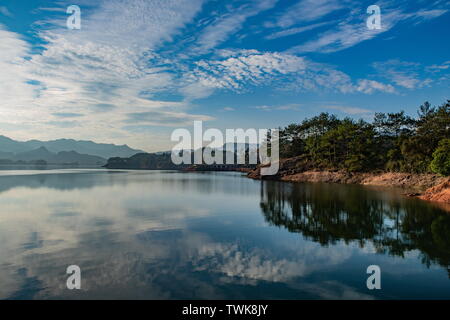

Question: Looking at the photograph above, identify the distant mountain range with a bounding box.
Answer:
[105,153,186,170]
[0,135,260,168]
[0,135,144,159]
[104,146,259,170]
[5,146,106,165]
[0,135,145,166]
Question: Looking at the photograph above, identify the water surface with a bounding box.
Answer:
[0,169,449,299]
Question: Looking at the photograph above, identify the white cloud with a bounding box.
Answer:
[1,0,446,150]
[412,9,447,20]
[287,8,390,54]
[0,0,211,150]
[194,0,277,53]
[185,51,308,91]
[324,105,372,115]
[190,238,356,283]
[182,50,400,99]
[0,25,36,119]
[46,0,206,49]
[287,4,449,54]
[254,105,272,111]
[253,104,301,111]
[298,281,375,300]
[268,0,345,28]
[266,21,332,40]
[276,103,302,111]
[356,79,396,94]
[372,60,434,89]
[426,61,450,72]
[123,110,213,127]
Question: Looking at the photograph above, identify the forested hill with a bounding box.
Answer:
[0,136,143,159]
[278,100,450,176]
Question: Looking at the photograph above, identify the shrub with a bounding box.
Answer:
[430,139,450,176]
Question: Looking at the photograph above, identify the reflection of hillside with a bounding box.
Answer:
[0,171,127,194]
[260,181,450,276]
[0,170,256,198]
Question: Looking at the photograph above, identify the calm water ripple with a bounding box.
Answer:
[0,169,449,299]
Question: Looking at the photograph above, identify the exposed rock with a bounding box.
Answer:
[247,156,448,199]
[360,173,445,190]
[419,178,450,204]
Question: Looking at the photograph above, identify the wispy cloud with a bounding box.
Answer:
[0,0,448,150]
[0,6,13,17]
[356,79,396,94]
[372,59,434,89]
[52,112,84,118]
[253,104,301,111]
[265,21,332,40]
[0,25,35,120]
[287,7,392,54]
[286,2,449,54]
[426,61,450,72]
[194,0,277,53]
[124,111,213,126]
[32,7,67,14]
[182,49,399,99]
[267,0,346,28]
[412,8,447,20]
[185,50,307,91]
[324,105,372,115]
[222,107,235,112]
[0,0,212,148]
[46,120,80,128]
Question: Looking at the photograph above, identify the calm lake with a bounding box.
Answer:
[0,169,449,299]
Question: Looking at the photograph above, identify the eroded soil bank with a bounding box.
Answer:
[419,179,450,203]
[247,158,450,205]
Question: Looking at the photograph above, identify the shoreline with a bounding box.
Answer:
[247,166,450,205]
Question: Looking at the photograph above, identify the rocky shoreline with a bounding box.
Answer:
[419,179,450,203]
[247,159,450,205]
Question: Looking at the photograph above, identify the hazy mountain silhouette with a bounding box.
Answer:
[51,150,105,165]
[0,135,144,159]
[0,151,14,159]
[104,146,258,170]
[14,146,54,161]
[12,146,106,165]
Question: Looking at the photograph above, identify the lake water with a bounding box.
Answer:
[0,169,449,299]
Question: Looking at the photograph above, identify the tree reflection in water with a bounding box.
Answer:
[259,181,450,277]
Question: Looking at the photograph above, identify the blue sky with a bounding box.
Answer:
[0,0,449,151]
